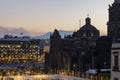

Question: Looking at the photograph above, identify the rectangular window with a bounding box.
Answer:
[115,55,119,66]
[113,52,119,66]
[113,52,119,71]
[114,78,118,80]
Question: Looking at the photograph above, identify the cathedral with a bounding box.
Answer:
[45,0,120,73]
[45,17,111,72]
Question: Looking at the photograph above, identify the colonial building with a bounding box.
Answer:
[109,0,120,80]
[108,0,120,39]
[46,17,102,72]
[45,0,116,73]
[111,41,120,80]
[94,36,112,70]
[63,17,100,72]
[48,29,65,70]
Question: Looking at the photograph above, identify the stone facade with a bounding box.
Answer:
[46,0,116,72]
[110,0,120,80]
[46,17,102,72]
[111,42,120,80]
[108,0,120,39]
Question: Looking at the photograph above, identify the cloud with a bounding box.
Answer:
[0,26,31,38]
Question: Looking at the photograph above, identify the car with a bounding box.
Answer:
[85,69,111,74]
[85,69,97,74]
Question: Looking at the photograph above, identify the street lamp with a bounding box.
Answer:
[73,64,77,76]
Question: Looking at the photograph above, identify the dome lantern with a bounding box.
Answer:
[86,17,91,25]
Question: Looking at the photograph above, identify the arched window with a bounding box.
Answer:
[91,33,94,37]
[83,33,86,37]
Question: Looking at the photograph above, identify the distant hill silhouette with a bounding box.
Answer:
[0,26,73,39]
[0,26,30,38]
[31,30,73,39]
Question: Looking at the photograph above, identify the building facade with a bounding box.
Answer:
[110,0,120,80]
[94,36,112,69]
[63,17,100,72]
[46,17,105,72]
[111,42,120,80]
[45,0,116,73]
[0,35,41,61]
[108,0,120,39]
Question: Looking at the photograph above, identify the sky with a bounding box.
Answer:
[0,0,114,36]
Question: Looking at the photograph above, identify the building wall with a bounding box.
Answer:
[111,43,120,80]
[108,1,120,39]
[95,36,112,69]
[0,37,41,61]
[46,17,112,72]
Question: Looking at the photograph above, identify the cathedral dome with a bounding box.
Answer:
[80,17,98,31]
[80,23,98,31]
[73,17,100,38]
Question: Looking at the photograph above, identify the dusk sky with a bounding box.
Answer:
[0,0,113,35]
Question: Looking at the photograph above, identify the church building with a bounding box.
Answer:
[45,0,117,73]
[45,15,111,72]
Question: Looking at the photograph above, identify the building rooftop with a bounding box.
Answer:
[0,34,31,42]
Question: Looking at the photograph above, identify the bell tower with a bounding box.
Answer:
[108,0,120,39]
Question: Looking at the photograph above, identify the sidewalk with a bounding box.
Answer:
[0,75,89,80]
